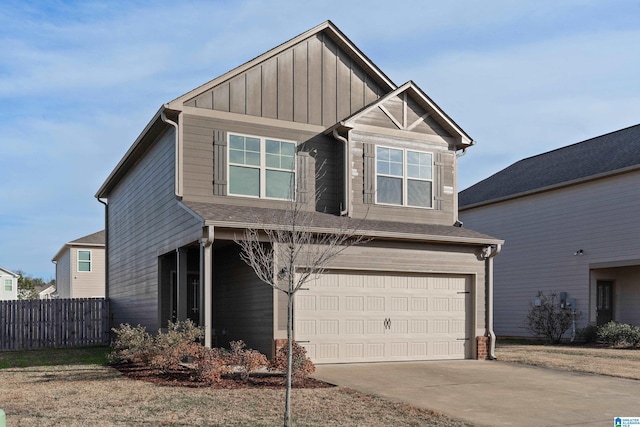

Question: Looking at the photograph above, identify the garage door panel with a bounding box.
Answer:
[296,272,471,363]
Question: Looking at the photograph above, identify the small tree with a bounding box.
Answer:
[235,182,367,426]
[525,291,580,343]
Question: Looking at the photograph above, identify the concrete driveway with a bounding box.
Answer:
[313,360,640,426]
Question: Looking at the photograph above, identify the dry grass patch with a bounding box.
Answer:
[496,342,640,380]
[1,364,472,426]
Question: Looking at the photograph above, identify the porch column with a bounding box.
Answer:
[177,247,188,321]
[201,226,214,347]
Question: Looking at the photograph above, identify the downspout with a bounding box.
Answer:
[482,243,502,360]
[332,128,351,216]
[97,198,109,300]
[161,110,183,199]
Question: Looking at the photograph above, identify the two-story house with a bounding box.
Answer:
[0,267,19,300]
[96,21,502,363]
[52,230,106,298]
[459,124,640,338]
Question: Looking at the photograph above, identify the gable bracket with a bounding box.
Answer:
[407,112,431,131]
[378,105,403,130]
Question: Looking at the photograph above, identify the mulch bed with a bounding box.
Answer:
[111,362,335,389]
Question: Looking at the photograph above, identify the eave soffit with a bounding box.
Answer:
[165,20,397,110]
[332,81,474,149]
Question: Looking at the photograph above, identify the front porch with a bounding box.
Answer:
[590,263,640,326]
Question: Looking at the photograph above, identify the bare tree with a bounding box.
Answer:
[235,189,368,427]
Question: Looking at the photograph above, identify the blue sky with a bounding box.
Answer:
[2,0,640,279]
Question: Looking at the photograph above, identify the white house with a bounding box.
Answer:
[0,267,19,300]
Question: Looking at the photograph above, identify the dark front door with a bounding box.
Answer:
[596,280,613,325]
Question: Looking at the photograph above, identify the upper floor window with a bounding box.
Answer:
[78,250,92,272]
[376,146,433,208]
[228,134,296,200]
[4,279,12,292]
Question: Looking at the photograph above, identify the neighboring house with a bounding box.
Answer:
[459,124,640,337]
[96,21,502,363]
[52,230,106,298]
[0,267,19,300]
[38,285,57,300]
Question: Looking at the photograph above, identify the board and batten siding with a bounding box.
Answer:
[55,250,72,299]
[182,113,340,213]
[213,244,274,357]
[282,240,488,339]
[185,33,385,127]
[70,247,105,298]
[459,170,640,336]
[107,127,202,331]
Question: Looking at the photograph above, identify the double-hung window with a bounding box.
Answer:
[4,279,12,292]
[228,134,296,200]
[376,146,433,208]
[78,250,92,272]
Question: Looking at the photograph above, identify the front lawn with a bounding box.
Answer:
[0,348,471,426]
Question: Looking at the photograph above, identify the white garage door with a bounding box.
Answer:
[295,271,471,364]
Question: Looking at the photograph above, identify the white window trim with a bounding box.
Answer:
[77,249,92,273]
[227,132,297,200]
[375,145,434,209]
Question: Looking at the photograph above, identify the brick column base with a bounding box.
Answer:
[476,336,490,360]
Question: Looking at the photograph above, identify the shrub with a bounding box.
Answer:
[193,346,231,383]
[110,324,154,364]
[110,320,203,367]
[228,340,268,381]
[524,291,581,344]
[597,321,640,347]
[575,325,599,344]
[269,341,315,384]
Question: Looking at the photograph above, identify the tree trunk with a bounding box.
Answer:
[284,289,293,427]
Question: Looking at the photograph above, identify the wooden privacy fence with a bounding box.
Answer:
[0,298,110,351]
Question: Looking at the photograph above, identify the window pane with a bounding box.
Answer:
[377,176,402,205]
[229,134,245,149]
[266,139,280,154]
[389,148,403,163]
[281,155,295,171]
[246,137,260,152]
[266,153,280,168]
[407,179,432,207]
[266,170,294,199]
[281,142,295,156]
[376,147,389,161]
[78,261,91,272]
[229,166,260,197]
[229,149,244,164]
[389,162,403,176]
[78,251,91,261]
[245,151,260,166]
[407,151,432,179]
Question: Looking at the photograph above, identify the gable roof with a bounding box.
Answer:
[459,123,640,209]
[182,200,502,245]
[52,230,105,262]
[166,20,396,109]
[0,267,19,278]
[332,81,474,149]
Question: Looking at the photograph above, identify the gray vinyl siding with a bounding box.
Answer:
[350,130,456,225]
[285,240,488,338]
[55,250,71,298]
[213,244,274,357]
[70,247,105,298]
[182,114,340,213]
[459,170,640,336]
[185,33,386,126]
[107,127,202,331]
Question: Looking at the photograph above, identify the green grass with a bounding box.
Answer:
[0,346,110,369]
